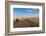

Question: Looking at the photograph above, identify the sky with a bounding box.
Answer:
[13,8,39,18]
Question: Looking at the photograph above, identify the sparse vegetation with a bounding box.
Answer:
[13,17,39,28]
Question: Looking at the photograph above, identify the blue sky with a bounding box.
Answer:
[13,8,39,18]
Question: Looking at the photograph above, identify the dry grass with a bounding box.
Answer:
[13,17,39,28]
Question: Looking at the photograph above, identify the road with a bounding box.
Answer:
[14,19,39,28]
